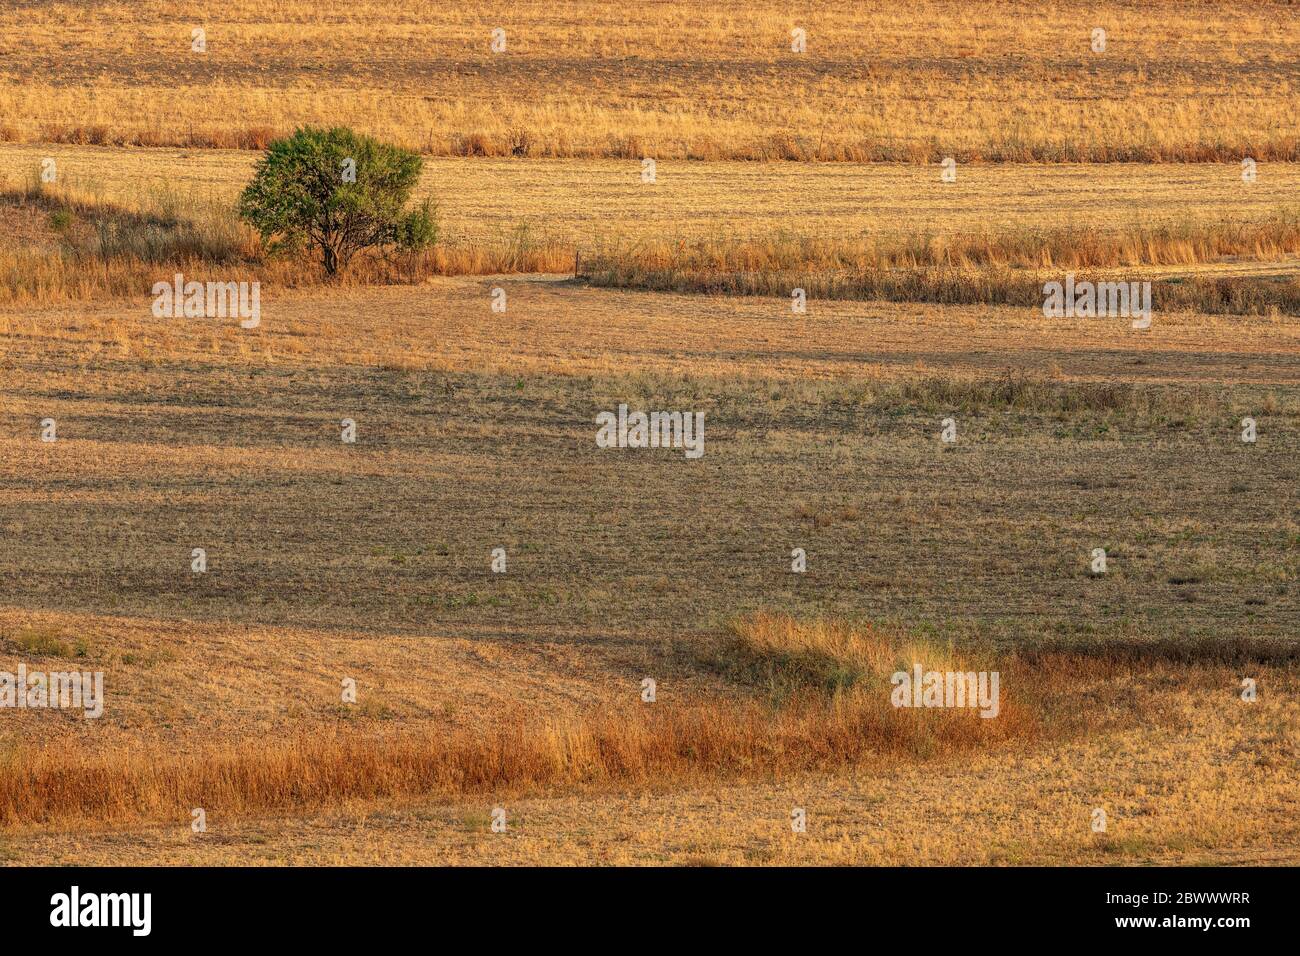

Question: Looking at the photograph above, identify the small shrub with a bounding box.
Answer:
[9,627,87,659]
[507,127,534,157]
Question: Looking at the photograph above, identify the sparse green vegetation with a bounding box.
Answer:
[7,626,87,659]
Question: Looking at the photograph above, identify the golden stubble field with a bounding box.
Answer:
[3,145,1299,249]
[1,278,1297,863]
[2,0,1298,162]
[1,0,1298,868]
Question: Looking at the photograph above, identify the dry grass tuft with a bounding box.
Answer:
[6,626,86,660]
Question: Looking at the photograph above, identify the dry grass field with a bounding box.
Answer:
[4,145,1300,246]
[1,0,1297,869]
[1,277,1298,862]
[2,0,1298,162]
[3,146,1299,313]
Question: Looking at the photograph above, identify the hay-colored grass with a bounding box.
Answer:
[2,1,1297,163]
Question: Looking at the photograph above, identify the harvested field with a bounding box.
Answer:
[2,1,1298,162]
[2,280,1297,861]
[2,0,1297,875]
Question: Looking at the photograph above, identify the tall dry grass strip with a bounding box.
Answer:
[9,613,1288,831]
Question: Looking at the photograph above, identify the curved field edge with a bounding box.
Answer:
[3,614,1295,831]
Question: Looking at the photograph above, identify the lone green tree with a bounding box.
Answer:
[238,126,436,276]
